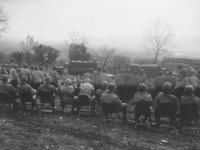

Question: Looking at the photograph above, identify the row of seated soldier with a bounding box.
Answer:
[0,64,200,131]
[0,74,200,130]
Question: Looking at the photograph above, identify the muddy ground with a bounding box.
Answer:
[0,100,200,150]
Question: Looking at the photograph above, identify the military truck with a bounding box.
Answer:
[57,61,98,76]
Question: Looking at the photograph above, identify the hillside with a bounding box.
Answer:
[0,34,200,61]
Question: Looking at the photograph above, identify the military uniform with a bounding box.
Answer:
[101,91,127,119]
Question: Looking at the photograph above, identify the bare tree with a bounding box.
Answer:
[91,45,115,68]
[20,35,38,64]
[112,55,131,70]
[62,31,90,61]
[143,19,175,64]
[0,51,6,63]
[0,6,9,37]
[63,31,88,53]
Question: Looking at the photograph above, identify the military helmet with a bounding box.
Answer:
[21,76,27,83]
[184,85,194,93]
[162,82,172,90]
[2,75,8,83]
[101,81,108,89]
[108,83,116,92]
[65,79,72,85]
[84,78,91,83]
[138,83,147,92]
[31,65,35,69]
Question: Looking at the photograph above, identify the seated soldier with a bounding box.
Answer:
[154,82,180,125]
[180,85,200,116]
[16,76,37,109]
[38,76,57,110]
[0,75,17,106]
[130,83,153,123]
[100,83,127,122]
[96,81,108,105]
[78,78,95,112]
[58,79,76,113]
[79,78,95,99]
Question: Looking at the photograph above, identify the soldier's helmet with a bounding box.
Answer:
[184,85,194,94]
[101,81,108,89]
[108,83,116,92]
[138,83,147,92]
[162,82,172,90]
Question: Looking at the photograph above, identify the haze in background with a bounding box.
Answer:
[0,0,200,58]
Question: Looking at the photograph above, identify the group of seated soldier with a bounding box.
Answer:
[131,82,200,126]
[0,74,57,110]
[0,72,200,127]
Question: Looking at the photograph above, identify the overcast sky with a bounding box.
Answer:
[1,0,200,42]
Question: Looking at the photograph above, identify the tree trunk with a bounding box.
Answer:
[103,58,108,68]
[27,53,30,65]
[153,53,159,64]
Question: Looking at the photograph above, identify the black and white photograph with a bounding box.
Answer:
[0,0,200,149]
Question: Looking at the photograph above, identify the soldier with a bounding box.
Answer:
[79,78,95,113]
[172,68,188,99]
[180,85,200,116]
[10,64,19,89]
[16,76,37,109]
[185,67,200,96]
[123,69,134,101]
[154,71,166,97]
[101,83,128,122]
[130,83,153,123]
[79,78,94,99]
[154,82,180,125]
[92,66,103,92]
[19,64,32,84]
[38,76,57,111]
[1,64,7,75]
[138,69,147,85]
[115,69,126,100]
[96,81,108,104]
[49,66,59,88]
[39,66,46,77]
[32,66,44,90]
[0,75,17,107]
[166,71,176,89]
[30,65,35,87]
[101,68,110,83]
[83,68,93,81]
[58,79,76,113]
[6,64,11,74]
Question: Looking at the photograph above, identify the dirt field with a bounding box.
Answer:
[0,101,200,150]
